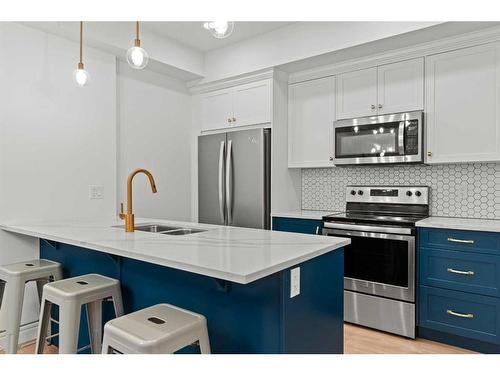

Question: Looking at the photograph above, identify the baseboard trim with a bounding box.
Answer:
[418,327,500,354]
[0,321,38,351]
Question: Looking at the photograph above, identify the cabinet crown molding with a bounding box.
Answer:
[188,68,286,95]
[288,26,500,84]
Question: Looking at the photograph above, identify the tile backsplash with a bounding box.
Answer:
[302,163,500,219]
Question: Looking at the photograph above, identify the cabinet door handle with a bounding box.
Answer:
[447,237,475,244]
[447,309,474,319]
[427,151,432,157]
[378,104,383,109]
[228,118,232,123]
[371,104,376,110]
[316,226,320,235]
[232,117,236,122]
[447,268,475,276]
[329,157,334,161]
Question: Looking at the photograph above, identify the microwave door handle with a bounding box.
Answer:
[398,122,405,155]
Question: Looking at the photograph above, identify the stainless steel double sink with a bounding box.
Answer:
[113,223,207,236]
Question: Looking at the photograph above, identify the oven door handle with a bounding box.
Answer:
[323,221,412,235]
[323,227,415,242]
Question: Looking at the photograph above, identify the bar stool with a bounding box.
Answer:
[36,273,124,354]
[0,259,62,354]
[101,303,210,354]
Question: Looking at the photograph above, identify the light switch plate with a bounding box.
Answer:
[290,267,300,298]
[89,185,104,200]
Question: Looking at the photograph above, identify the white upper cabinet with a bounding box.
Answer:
[288,76,336,168]
[426,42,500,164]
[199,79,271,131]
[336,58,424,119]
[377,58,424,115]
[232,80,271,127]
[200,89,233,131]
[336,67,377,119]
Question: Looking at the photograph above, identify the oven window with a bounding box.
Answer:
[342,235,409,287]
[335,121,403,158]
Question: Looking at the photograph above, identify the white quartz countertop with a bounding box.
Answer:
[271,210,336,221]
[0,218,349,284]
[416,217,500,233]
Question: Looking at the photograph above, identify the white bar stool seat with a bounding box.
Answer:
[36,273,123,354]
[102,303,210,354]
[0,259,62,354]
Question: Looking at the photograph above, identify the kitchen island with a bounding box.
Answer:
[0,218,348,354]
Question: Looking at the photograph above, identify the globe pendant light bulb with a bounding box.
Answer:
[126,46,149,70]
[73,66,90,87]
[203,21,234,39]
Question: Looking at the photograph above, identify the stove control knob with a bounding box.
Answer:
[358,190,364,196]
[350,190,356,196]
[415,191,422,197]
[406,191,413,197]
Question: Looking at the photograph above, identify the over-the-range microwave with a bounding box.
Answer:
[333,111,423,166]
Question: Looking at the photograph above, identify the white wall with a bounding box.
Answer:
[117,63,194,221]
[201,22,440,83]
[0,22,117,341]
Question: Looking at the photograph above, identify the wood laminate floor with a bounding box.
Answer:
[1,324,476,354]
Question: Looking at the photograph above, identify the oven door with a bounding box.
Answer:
[333,111,423,165]
[323,226,415,302]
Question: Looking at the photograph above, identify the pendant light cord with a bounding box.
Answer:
[136,21,139,41]
[79,21,83,66]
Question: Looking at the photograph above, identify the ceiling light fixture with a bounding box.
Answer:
[203,21,234,39]
[73,21,90,87]
[126,21,149,70]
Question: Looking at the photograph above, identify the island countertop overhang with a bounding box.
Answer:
[0,218,349,284]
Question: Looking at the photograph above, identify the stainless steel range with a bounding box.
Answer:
[322,185,430,338]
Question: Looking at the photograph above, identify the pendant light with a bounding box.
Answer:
[203,21,234,39]
[73,21,90,87]
[126,21,149,70]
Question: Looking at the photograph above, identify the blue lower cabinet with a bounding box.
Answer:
[272,217,322,235]
[419,286,500,345]
[417,227,500,353]
[419,247,500,298]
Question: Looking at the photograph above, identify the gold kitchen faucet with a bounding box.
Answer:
[120,168,157,232]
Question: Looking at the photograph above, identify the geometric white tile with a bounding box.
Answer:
[302,163,500,219]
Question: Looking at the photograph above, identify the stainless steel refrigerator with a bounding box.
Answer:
[198,128,271,229]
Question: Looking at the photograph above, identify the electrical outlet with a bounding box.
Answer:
[290,267,300,298]
[89,185,104,200]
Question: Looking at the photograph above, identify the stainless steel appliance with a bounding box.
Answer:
[198,128,271,229]
[333,111,423,165]
[322,186,429,338]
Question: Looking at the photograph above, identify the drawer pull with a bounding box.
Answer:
[447,237,475,244]
[447,268,475,276]
[446,309,474,319]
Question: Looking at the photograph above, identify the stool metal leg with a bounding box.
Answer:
[0,280,5,310]
[58,300,81,354]
[35,298,52,354]
[3,278,25,354]
[86,300,103,354]
[36,279,48,303]
[111,286,124,318]
[198,330,211,354]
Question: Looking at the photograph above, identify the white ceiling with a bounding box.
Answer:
[142,22,294,52]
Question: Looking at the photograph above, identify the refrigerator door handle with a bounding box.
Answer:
[218,141,226,224]
[225,139,233,225]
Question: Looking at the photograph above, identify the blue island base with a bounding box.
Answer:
[40,240,344,354]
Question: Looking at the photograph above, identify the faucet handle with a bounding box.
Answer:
[119,203,126,220]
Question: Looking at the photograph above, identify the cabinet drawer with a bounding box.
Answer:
[272,217,322,235]
[419,247,500,297]
[419,228,500,254]
[419,286,500,344]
